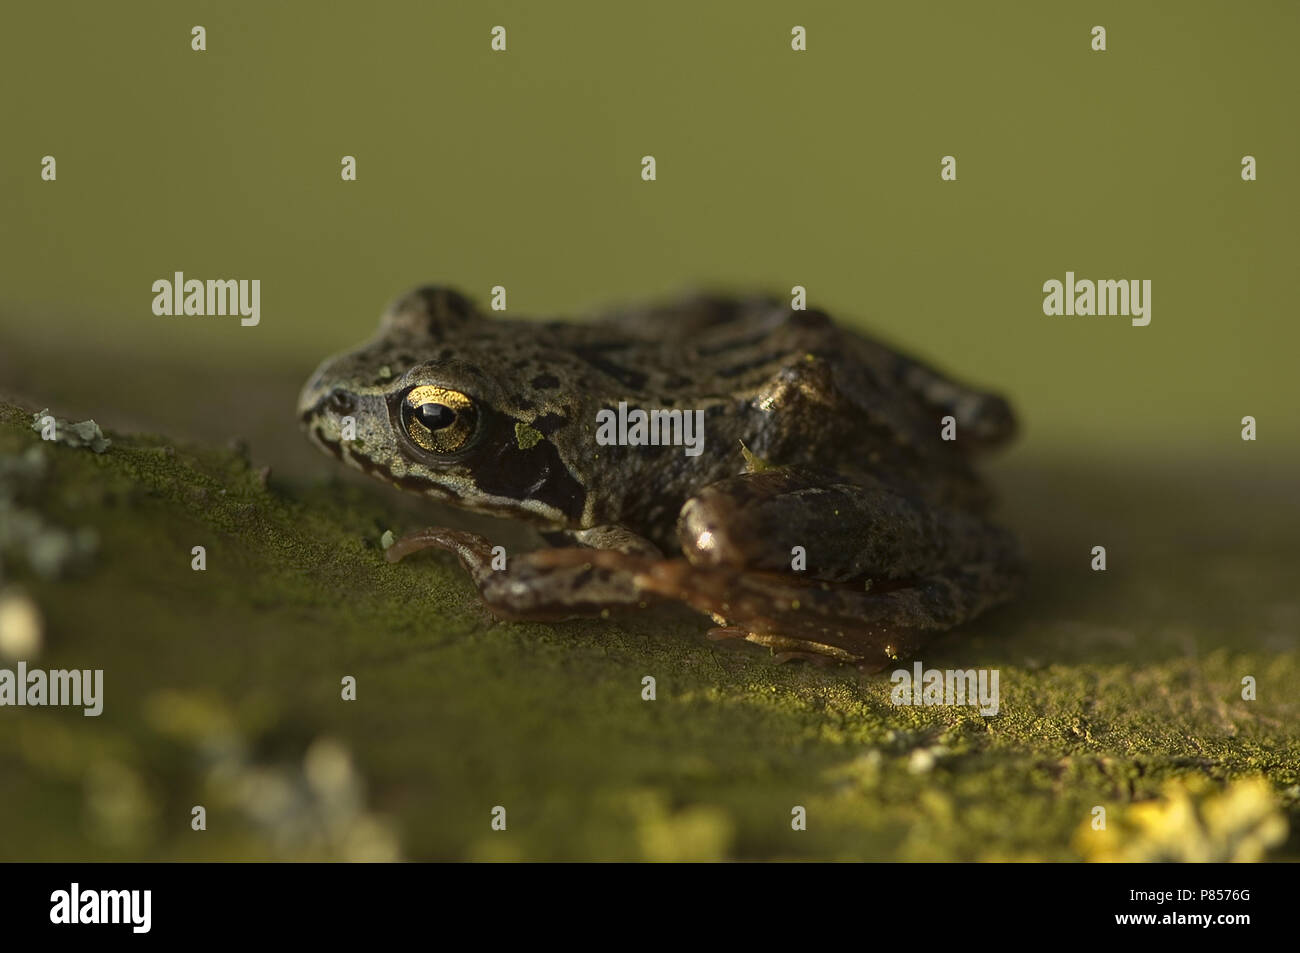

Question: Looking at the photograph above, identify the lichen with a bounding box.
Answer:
[30,408,111,453]
[1075,777,1288,863]
[0,445,99,580]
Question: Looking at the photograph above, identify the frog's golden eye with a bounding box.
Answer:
[401,385,477,453]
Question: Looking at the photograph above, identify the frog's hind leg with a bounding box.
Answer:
[678,466,1021,584]
[657,466,1023,669]
[607,556,1017,671]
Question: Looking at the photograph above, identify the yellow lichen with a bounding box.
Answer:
[1075,777,1288,863]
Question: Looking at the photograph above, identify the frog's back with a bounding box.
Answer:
[572,292,1016,510]
[591,293,1011,426]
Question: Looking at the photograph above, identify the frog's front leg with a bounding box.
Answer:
[631,467,1020,669]
[385,525,664,622]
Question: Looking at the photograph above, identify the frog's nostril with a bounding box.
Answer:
[326,389,356,415]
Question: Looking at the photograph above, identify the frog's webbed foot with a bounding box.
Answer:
[385,526,665,622]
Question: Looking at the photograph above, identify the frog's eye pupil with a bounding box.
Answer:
[417,402,456,431]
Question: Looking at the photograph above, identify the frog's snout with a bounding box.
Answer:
[297,354,351,421]
[296,377,329,425]
[300,388,359,432]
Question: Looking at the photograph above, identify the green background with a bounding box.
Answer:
[3,0,1298,461]
[1,2,1297,862]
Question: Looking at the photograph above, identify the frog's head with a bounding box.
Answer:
[298,285,591,528]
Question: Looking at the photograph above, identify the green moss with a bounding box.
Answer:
[0,399,1296,861]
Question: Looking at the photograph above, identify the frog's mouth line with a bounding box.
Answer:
[306,422,461,500]
[303,421,345,461]
[305,419,587,530]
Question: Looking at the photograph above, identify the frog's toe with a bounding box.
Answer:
[431,543,668,621]
[706,625,854,666]
[705,625,749,642]
[771,649,846,668]
[384,526,492,565]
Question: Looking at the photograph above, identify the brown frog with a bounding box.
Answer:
[298,286,1021,669]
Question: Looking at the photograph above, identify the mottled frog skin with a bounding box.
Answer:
[298,286,1021,669]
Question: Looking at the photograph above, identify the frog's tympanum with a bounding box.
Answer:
[299,286,1021,669]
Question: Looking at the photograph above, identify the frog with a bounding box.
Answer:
[298,285,1022,670]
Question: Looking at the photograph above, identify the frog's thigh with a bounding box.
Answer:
[387,527,661,621]
[677,467,1018,583]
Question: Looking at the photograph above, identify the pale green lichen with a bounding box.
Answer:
[1,445,98,579]
[30,408,111,453]
[144,690,402,860]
